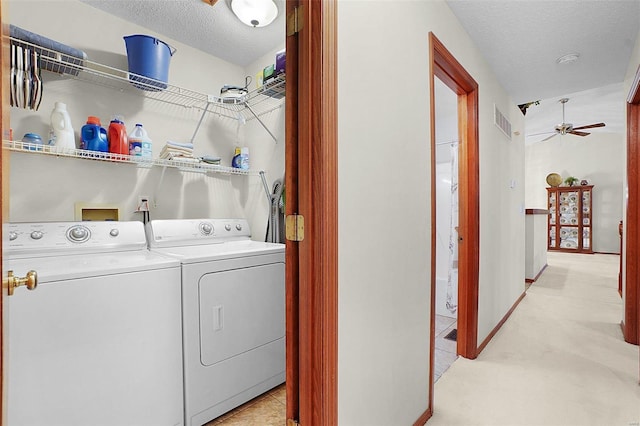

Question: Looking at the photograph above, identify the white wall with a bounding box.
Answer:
[242,47,286,241]
[337,1,525,424]
[8,0,284,241]
[524,132,624,253]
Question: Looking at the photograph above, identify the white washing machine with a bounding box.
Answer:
[4,221,184,426]
[146,218,285,426]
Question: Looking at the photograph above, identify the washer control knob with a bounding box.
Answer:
[9,231,18,241]
[109,229,119,237]
[67,226,90,243]
[235,223,242,231]
[30,231,43,240]
[225,224,232,232]
[200,222,213,236]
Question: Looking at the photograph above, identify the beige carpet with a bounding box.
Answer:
[429,252,640,426]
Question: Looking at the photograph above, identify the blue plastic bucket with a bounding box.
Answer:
[124,35,176,91]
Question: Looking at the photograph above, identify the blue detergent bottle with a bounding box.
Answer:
[81,116,108,152]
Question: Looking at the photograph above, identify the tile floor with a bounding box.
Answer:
[434,314,458,382]
[204,384,286,425]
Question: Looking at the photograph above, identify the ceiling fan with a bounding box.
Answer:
[533,98,606,142]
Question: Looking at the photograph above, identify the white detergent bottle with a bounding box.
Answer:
[128,123,153,161]
[50,102,75,152]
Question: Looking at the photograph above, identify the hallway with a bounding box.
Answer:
[429,252,640,425]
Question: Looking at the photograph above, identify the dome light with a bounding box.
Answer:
[231,0,278,28]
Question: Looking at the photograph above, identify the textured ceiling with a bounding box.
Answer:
[82,0,638,144]
[446,0,640,105]
[446,0,639,144]
[81,0,285,67]
[523,83,625,144]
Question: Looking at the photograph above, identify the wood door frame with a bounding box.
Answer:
[1,2,10,424]
[623,64,640,346]
[285,0,301,422]
[425,32,480,422]
[285,0,338,425]
[0,0,340,423]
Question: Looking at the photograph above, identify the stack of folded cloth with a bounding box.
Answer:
[160,141,198,162]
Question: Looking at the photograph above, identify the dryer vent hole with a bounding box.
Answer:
[444,328,457,342]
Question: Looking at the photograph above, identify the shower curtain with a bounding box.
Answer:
[446,142,459,314]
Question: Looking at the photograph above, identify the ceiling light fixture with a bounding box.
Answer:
[230,0,278,28]
[556,53,580,65]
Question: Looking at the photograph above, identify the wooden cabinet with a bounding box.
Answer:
[547,185,593,253]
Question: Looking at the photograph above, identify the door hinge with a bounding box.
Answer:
[286,214,305,242]
[287,419,300,426]
[287,5,304,36]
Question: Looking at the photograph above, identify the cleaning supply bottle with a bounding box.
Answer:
[239,147,249,170]
[232,146,242,168]
[128,123,152,160]
[81,116,108,152]
[108,115,128,155]
[141,127,153,160]
[49,102,75,152]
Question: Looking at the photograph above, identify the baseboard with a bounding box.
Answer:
[413,406,432,426]
[477,292,527,355]
[525,264,548,284]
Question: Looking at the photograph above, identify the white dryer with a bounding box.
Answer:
[4,221,184,426]
[146,218,285,426]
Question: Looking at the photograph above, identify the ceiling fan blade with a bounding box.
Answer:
[569,130,590,137]
[572,122,605,131]
[526,131,556,137]
[541,133,558,142]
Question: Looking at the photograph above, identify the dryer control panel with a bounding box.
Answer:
[146,218,251,248]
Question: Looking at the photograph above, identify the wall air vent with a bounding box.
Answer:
[494,104,512,141]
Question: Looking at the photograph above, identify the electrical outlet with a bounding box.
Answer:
[137,195,150,212]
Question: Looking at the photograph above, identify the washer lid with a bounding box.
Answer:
[150,240,284,263]
[6,251,180,283]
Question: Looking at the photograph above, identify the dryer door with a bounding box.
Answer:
[199,263,285,366]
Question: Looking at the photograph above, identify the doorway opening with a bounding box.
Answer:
[433,77,460,382]
[428,32,480,414]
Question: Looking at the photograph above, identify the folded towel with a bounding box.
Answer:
[160,149,198,160]
[160,146,193,158]
[161,145,192,153]
[165,140,194,149]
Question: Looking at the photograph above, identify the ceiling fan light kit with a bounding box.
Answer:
[231,0,278,28]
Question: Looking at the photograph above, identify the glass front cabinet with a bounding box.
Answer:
[547,185,593,253]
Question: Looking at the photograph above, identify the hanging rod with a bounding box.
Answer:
[435,139,459,146]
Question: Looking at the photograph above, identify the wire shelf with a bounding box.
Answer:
[8,36,285,121]
[3,140,258,176]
